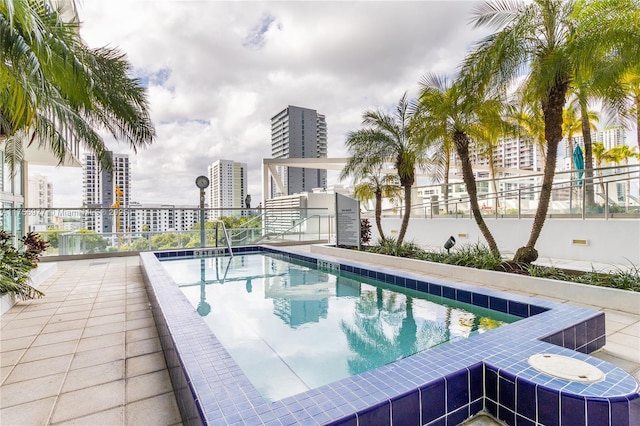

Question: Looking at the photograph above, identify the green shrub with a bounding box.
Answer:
[362,239,638,292]
[0,231,48,299]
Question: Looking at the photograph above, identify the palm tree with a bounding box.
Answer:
[343,94,430,245]
[606,145,640,208]
[505,92,547,171]
[1,0,155,171]
[416,73,503,255]
[621,69,640,153]
[592,142,611,199]
[478,123,504,211]
[463,0,640,263]
[340,163,400,242]
[563,99,598,205]
[563,102,584,173]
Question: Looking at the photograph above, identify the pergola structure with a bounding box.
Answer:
[262,158,349,202]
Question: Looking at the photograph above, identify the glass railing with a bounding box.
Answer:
[386,164,640,220]
[1,207,331,257]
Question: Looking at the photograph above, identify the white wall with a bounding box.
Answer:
[374,217,640,265]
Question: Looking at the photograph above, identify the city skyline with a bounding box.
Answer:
[29,1,638,208]
[30,1,490,207]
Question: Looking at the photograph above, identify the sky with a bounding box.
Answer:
[31,0,491,207]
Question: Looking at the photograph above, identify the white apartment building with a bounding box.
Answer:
[27,173,53,230]
[271,106,327,197]
[128,203,200,233]
[560,127,627,170]
[207,160,247,219]
[82,152,131,233]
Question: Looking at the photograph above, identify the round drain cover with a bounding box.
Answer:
[528,354,604,383]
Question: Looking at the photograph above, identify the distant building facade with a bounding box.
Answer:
[270,105,327,197]
[82,152,130,233]
[27,173,54,230]
[207,159,247,219]
[128,203,200,233]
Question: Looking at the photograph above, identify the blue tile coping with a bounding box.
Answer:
[141,246,640,426]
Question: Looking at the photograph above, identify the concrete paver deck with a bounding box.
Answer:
[1,250,638,425]
[0,257,181,426]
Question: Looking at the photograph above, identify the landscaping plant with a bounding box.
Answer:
[363,239,639,292]
[0,231,49,299]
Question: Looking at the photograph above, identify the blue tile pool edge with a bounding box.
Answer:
[141,246,640,426]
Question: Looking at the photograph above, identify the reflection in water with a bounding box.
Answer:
[196,259,211,316]
[265,259,332,328]
[168,253,517,401]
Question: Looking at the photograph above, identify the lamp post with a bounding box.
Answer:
[195,175,209,248]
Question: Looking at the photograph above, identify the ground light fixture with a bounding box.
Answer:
[195,175,209,247]
[444,235,456,253]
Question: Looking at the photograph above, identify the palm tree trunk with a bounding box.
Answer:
[375,191,385,241]
[625,159,631,210]
[567,136,575,208]
[514,83,568,263]
[580,101,595,207]
[454,131,500,255]
[397,184,411,245]
[596,162,606,199]
[489,157,500,211]
[636,96,640,197]
[443,156,450,214]
[635,95,640,153]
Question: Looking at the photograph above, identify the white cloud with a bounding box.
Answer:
[38,0,488,207]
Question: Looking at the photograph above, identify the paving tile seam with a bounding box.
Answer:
[49,400,126,425]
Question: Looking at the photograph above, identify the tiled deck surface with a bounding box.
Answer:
[0,256,182,426]
[1,250,638,425]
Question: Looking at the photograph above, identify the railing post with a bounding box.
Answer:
[581,179,586,220]
[518,189,521,220]
[604,184,609,219]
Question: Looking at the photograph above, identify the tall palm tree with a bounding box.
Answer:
[606,145,640,208]
[463,0,640,263]
[343,94,429,245]
[340,163,400,242]
[416,73,504,255]
[1,0,155,171]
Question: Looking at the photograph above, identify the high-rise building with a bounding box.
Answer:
[270,105,327,197]
[207,160,247,219]
[559,127,627,170]
[82,152,130,233]
[27,173,54,230]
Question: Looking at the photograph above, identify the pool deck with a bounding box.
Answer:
[1,249,638,425]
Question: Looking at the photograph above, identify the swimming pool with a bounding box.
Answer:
[141,245,640,425]
[161,253,519,402]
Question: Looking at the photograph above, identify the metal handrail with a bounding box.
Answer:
[258,214,325,242]
[211,220,233,257]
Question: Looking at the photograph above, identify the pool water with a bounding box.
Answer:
[161,253,519,402]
